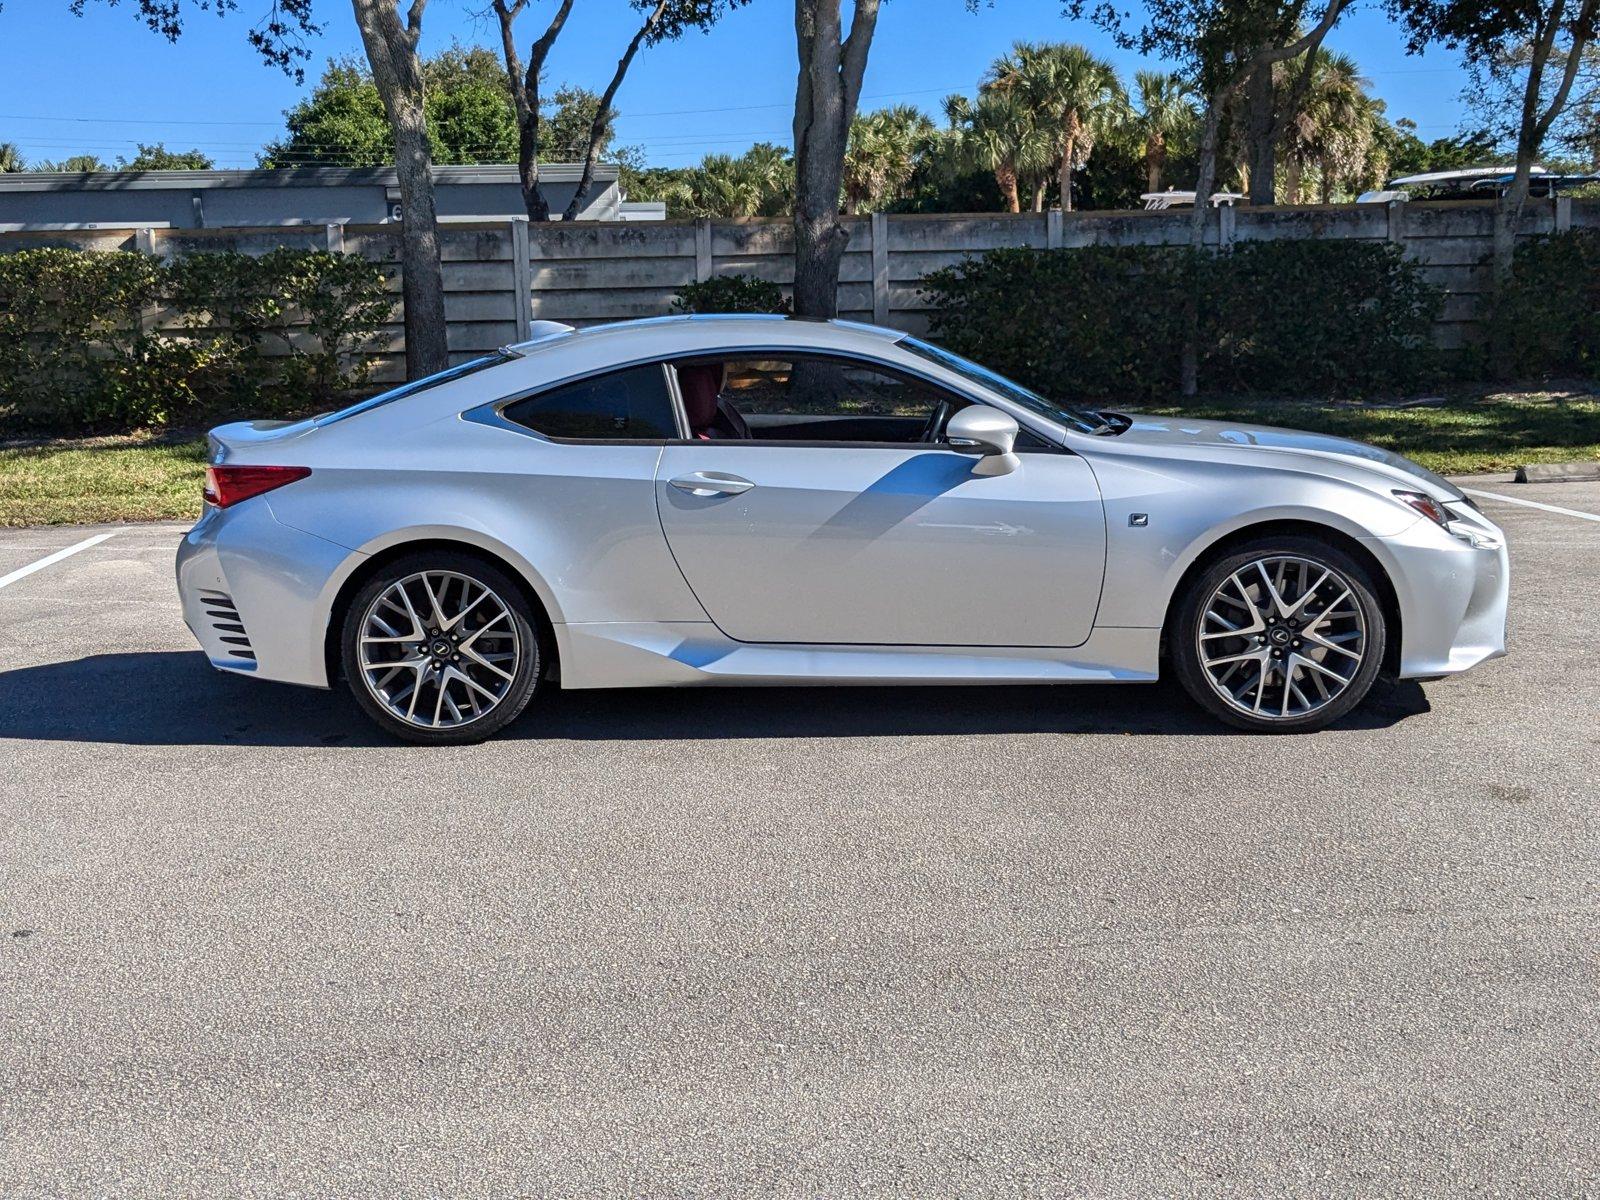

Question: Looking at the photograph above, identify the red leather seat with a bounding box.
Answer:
[675,363,750,440]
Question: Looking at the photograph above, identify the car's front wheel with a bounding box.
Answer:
[1172,536,1387,733]
[341,552,542,744]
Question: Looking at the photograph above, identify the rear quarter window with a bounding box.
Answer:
[503,364,677,441]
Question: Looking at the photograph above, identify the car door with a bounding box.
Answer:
[654,354,1106,647]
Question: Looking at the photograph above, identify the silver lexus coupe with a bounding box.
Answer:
[177,315,1508,743]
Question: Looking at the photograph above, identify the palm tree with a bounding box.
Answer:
[1280,51,1372,204]
[681,143,794,218]
[735,142,795,216]
[1128,71,1197,195]
[946,90,1052,213]
[1353,96,1393,196]
[986,42,1124,212]
[0,142,24,173]
[843,106,936,214]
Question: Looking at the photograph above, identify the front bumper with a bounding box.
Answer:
[1368,502,1509,678]
[176,499,358,688]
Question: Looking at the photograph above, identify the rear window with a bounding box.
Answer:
[315,352,515,427]
[502,364,677,440]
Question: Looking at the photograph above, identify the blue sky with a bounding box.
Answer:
[2,0,1472,170]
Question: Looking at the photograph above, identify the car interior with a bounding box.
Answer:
[495,353,1061,448]
[670,355,981,446]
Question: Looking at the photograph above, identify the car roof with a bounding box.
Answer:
[504,314,908,360]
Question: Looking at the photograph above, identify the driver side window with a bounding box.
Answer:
[673,354,965,445]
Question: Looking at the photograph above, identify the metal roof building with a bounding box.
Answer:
[0,163,656,230]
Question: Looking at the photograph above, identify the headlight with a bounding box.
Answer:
[1394,490,1450,527]
[1395,490,1503,549]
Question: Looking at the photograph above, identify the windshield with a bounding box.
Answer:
[314,351,516,426]
[898,337,1105,434]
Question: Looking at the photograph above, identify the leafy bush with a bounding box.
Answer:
[1489,229,1600,379]
[0,247,392,435]
[0,249,163,430]
[671,273,791,315]
[1207,240,1443,395]
[166,249,391,402]
[921,240,1444,402]
[921,246,1194,403]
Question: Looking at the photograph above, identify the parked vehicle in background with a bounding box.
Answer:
[1357,165,1600,202]
[176,315,1509,743]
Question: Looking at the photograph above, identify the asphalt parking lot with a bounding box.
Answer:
[2,479,1597,1197]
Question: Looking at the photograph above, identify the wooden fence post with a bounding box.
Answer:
[871,212,890,326]
[509,217,533,342]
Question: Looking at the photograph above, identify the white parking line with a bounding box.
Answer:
[0,533,117,591]
[1463,489,1600,525]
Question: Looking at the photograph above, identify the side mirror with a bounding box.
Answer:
[945,406,1020,475]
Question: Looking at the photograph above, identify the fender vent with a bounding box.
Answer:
[200,590,255,662]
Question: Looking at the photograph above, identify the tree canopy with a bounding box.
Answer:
[119,143,215,170]
[261,50,616,168]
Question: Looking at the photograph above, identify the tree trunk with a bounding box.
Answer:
[1145,137,1165,194]
[494,0,574,222]
[792,0,881,319]
[1181,100,1224,397]
[562,0,668,221]
[1245,62,1277,206]
[517,107,549,221]
[1032,180,1047,213]
[1284,157,1302,204]
[995,163,1020,213]
[352,0,448,379]
[1059,115,1080,212]
[1491,158,1535,377]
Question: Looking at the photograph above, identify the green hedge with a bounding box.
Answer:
[0,247,392,435]
[671,273,790,315]
[1489,229,1600,380]
[921,240,1444,402]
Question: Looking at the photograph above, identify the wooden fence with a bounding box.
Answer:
[4,198,1595,383]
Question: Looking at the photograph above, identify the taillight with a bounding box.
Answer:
[203,465,311,508]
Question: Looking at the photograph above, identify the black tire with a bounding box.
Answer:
[340,551,542,745]
[1172,535,1388,733]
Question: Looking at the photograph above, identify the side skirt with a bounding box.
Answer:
[554,622,1161,689]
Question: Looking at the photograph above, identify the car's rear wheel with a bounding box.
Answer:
[1173,536,1387,733]
[341,552,541,745]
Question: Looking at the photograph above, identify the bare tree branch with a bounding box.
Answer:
[405,0,427,47]
[839,0,882,119]
[1534,0,1598,140]
[561,0,670,219]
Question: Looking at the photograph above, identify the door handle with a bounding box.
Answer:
[668,471,755,497]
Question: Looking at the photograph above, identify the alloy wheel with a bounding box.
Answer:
[1195,555,1368,722]
[357,570,521,730]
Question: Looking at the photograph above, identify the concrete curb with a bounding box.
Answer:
[1514,462,1600,483]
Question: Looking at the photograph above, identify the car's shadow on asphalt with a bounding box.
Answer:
[3,650,1432,747]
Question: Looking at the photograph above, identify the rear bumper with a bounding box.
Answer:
[1367,505,1509,678]
[176,499,358,688]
